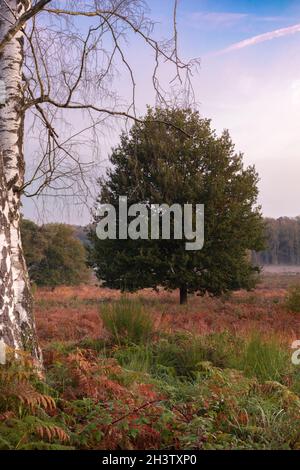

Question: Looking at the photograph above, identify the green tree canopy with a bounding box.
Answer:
[21,220,90,288]
[21,218,47,278]
[90,107,265,303]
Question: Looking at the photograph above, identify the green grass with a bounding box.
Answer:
[237,333,290,382]
[114,344,153,373]
[112,330,292,387]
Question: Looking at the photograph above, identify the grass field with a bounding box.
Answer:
[35,273,300,345]
[2,273,300,450]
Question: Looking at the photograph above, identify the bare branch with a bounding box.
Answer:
[16,0,198,208]
[0,0,51,53]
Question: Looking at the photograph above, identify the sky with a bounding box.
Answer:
[23,0,300,223]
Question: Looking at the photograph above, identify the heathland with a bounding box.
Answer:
[2,273,300,450]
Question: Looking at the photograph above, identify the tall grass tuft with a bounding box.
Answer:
[100,298,153,345]
[239,333,289,382]
[153,333,205,378]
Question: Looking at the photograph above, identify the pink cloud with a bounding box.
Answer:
[212,23,300,55]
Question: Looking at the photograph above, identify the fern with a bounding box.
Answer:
[18,442,74,450]
[35,422,70,443]
[0,348,56,414]
[0,349,68,450]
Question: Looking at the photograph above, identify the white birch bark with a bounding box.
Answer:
[0,0,41,362]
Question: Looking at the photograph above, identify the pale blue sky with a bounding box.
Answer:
[23,0,300,223]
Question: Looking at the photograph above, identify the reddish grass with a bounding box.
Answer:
[35,277,300,346]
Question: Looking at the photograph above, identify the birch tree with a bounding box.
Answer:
[0,0,196,362]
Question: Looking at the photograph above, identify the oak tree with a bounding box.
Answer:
[90,108,265,303]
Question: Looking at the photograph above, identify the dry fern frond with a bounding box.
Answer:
[0,411,15,422]
[0,367,56,412]
[17,388,56,412]
[35,424,70,443]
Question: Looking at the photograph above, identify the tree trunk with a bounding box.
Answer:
[0,0,41,362]
[179,286,188,305]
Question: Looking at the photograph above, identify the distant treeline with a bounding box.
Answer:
[252,217,300,265]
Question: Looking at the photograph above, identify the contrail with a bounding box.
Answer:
[211,23,300,56]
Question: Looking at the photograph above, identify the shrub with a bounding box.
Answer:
[286,285,300,313]
[100,298,153,345]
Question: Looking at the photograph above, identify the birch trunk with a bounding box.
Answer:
[0,0,41,362]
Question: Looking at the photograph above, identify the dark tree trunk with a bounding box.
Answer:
[179,286,188,305]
